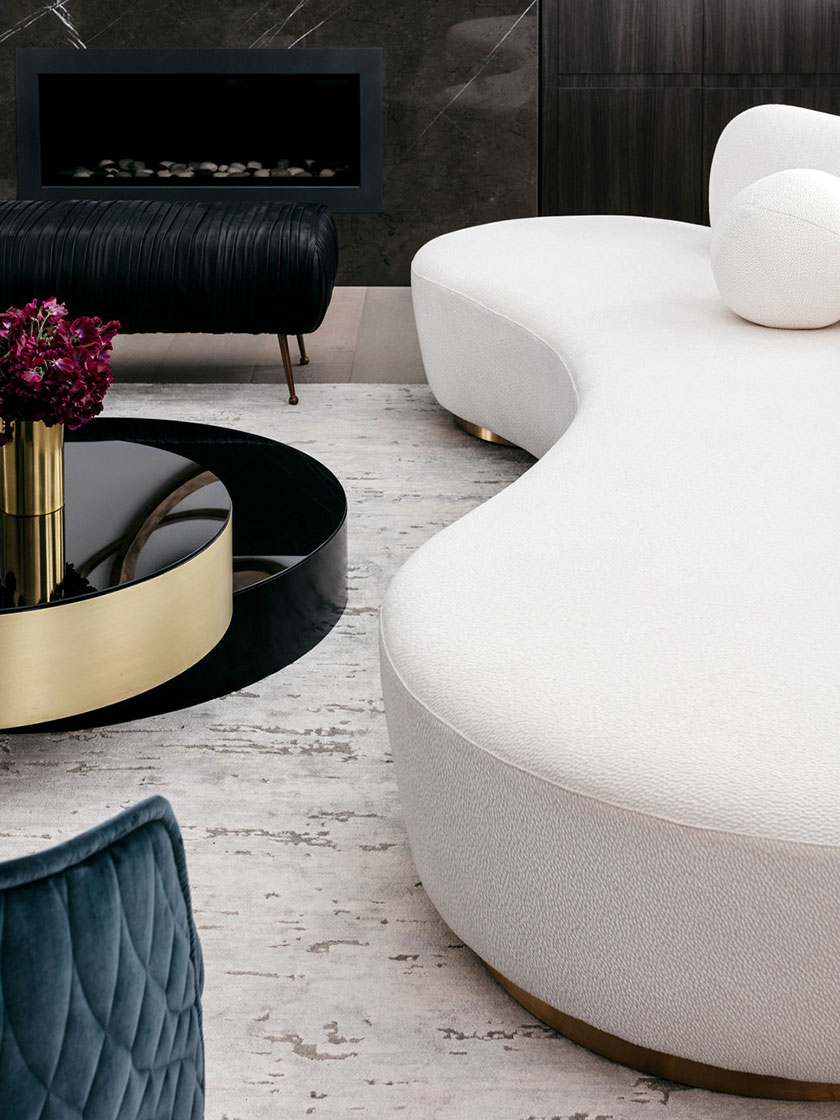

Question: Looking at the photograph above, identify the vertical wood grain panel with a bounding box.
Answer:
[554,0,701,73]
[539,0,562,214]
[550,88,703,221]
[540,0,840,222]
[705,0,840,73]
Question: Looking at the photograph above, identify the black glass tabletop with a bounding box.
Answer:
[66,440,231,595]
[0,440,233,612]
[3,415,348,731]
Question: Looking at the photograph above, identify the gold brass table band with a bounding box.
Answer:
[453,415,519,447]
[0,518,233,727]
[483,962,840,1101]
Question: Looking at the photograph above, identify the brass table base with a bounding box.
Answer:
[484,962,840,1100]
[453,415,519,447]
[0,518,232,727]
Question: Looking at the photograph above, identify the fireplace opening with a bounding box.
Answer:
[16,49,383,212]
[40,73,361,187]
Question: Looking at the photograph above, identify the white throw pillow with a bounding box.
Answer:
[710,167,840,328]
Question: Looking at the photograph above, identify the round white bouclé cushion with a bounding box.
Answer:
[710,168,840,328]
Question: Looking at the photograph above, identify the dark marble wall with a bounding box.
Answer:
[0,0,537,284]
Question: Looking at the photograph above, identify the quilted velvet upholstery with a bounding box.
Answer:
[0,199,338,335]
[0,797,204,1120]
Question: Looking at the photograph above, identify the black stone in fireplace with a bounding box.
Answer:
[16,48,383,213]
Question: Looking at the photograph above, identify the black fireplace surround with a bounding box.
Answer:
[16,48,383,213]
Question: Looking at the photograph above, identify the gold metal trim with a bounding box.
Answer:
[296,333,310,366]
[484,962,840,1100]
[453,415,519,447]
[0,420,64,515]
[0,517,233,727]
[278,334,300,405]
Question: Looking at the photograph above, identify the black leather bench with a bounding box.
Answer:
[0,199,339,404]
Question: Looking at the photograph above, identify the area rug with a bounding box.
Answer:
[0,385,821,1120]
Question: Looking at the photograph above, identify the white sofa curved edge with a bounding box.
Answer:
[379,105,840,1099]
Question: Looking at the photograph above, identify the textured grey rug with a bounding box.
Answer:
[0,385,831,1120]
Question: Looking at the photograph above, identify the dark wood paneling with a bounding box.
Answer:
[705,0,840,74]
[556,74,701,88]
[538,0,562,215]
[701,84,840,219]
[554,0,701,74]
[540,0,840,222]
[546,87,703,222]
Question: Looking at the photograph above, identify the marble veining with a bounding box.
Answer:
[409,0,537,151]
[0,0,538,282]
[249,0,313,49]
[0,383,828,1119]
[0,1,83,46]
[286,1,357,50]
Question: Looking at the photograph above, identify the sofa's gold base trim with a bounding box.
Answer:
[453,415,518,447]
[484,962,840,1100]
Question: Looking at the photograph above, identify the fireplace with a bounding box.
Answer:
[16,48,383,212]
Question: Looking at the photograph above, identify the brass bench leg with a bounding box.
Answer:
[296,334,310,366]
[277,334,299,405]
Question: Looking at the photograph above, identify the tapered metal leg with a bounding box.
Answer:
[296,334,310,366]
[278,334,299,405]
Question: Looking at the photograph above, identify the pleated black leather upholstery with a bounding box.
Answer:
[0,200,338,334]
[0,797,204,1120]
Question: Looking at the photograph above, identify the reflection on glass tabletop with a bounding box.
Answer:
[0,439,304,609]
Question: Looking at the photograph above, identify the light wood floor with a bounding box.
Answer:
[110,287,427,384]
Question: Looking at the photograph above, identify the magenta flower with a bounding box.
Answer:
[0,298,119,445]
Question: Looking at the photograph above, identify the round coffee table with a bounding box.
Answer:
[1,417,347,731]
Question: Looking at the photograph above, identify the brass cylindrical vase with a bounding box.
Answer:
[0,420,66,605]
[1,510,65,607]
[0,420,65,516]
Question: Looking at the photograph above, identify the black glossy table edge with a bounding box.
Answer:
[6,416,347,732]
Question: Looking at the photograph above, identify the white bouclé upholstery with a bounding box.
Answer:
[380,105,840,1086]
[708,102,840,223]
[711,168,840,327]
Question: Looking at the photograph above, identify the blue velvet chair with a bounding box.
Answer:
[0,796,204,1119]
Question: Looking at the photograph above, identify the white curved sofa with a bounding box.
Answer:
[379,105,840,1099]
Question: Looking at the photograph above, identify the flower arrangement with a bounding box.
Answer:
[0,297,120,445]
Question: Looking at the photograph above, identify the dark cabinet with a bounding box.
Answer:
[553,0,701,73]
[552,88,703,221]
[705,0,840,73]
[540,0,840,224]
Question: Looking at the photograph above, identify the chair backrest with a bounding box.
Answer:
[709,103,840,224]
[0,797,204,1120]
